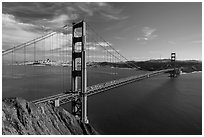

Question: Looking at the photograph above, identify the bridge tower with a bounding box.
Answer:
[71,21,88,124]
[170,52,177,77]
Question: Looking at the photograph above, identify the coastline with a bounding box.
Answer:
[181,71,202,75]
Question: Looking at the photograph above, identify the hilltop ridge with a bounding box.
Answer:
[92,59,202,73]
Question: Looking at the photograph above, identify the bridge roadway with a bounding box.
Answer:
[32,68,174,105]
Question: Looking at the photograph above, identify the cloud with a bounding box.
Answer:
[3,3,58,24]
[2,2,124,59]
[2,3,79,28]
[37,14,78,30]
[2,2,128,31]
[75,2,128,21]
[142,27,156,37]
[2,14,41,50]
[2,12,110,55]
[95,2,108,7]
[49,14,74,24]
[2,13,72,59]
[76,2,108,16]
[77,4,94,16]
[101,12,128,20]
[136,27,158,41]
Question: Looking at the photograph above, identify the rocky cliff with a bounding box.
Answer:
[2,97,98,135]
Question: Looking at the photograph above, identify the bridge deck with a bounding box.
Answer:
[32,69,174,105]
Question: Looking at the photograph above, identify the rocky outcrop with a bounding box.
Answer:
[2,98,98,135]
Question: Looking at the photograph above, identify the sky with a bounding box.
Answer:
[2,2,202,61]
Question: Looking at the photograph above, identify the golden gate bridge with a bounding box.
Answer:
[2,20,180,124]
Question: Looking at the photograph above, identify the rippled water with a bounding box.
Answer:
[86,72,202,135]
[2,66,202,135]
[2,65,146,100]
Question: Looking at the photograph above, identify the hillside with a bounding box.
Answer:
[92,60,202,73]
[2,98,98,135]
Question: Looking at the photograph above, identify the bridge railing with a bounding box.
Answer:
[32,68,175,105]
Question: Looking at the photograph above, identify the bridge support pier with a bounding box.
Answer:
[55,99,60,107]
[71,21,88,124]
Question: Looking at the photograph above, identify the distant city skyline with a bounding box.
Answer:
[2,2,202,61]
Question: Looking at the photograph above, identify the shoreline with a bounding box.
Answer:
[181,71,202,75]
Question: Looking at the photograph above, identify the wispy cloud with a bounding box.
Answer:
[2,2,127,30]
[77,3,95,16]
[2,2,116,51]
[101,12,128,20]
[76,2,110,16]
[76,2,128,21]
[2,2,126,57]
[136,27,158,41]
[2,14,40,50]
[37,14,78,30]
[2,13,73,54]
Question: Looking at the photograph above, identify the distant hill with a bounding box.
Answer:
[92,59,202,73]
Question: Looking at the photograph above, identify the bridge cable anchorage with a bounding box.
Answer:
[87,23,140,70]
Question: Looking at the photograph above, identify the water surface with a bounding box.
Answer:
[2,66,202,135]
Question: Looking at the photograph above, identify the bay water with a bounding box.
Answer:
[2,65,202,134]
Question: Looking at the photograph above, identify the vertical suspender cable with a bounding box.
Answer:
[50,35,52,73]
[62,33,65,92]
[24,47,26,73]
[11,47,14,78]
[33,42,35,92]
[43,34,46,75]
[67,31,70,91]
[51,34,53,69]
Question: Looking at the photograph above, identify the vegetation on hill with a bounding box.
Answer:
[91,59,202,73]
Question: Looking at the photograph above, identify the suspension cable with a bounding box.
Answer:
[91,38,136,69]
[87,23,140,69]
[2,25,72,56]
